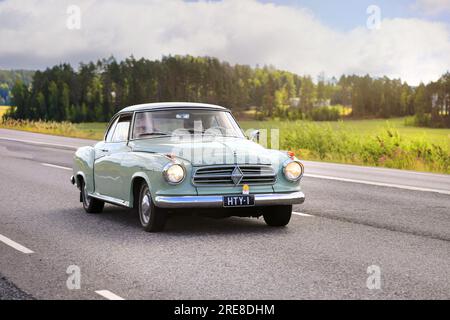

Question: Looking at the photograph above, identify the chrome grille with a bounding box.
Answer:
[193,165,276,186]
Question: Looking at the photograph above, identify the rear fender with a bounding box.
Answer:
[73,146,95,194]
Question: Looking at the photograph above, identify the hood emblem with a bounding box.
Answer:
[231,166,244,185]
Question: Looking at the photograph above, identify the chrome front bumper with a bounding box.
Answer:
[154,191,305,209]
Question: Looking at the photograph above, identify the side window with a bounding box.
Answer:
[105,117,119,142]
[111,114,132,142]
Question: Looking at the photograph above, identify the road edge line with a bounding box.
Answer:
[0,137,79,151]
[304,173,450,195]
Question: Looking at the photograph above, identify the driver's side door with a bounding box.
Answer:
[94,113,132,202]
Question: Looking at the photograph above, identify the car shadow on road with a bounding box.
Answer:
[59,204,290,237]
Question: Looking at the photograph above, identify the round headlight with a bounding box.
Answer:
[283,161,303,181]
[163,163,185,184]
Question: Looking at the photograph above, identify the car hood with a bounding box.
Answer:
[130,136,282,165]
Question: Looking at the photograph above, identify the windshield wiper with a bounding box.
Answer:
[138,132,170,137]
[186,129,206,134]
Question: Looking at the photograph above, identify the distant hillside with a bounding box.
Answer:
[0,70,35,105]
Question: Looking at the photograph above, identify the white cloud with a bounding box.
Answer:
[0,0,449,85]
[413,0,450,15]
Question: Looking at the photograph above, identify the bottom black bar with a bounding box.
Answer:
[0,300,436,319]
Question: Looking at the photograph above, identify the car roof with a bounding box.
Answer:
[119,102,228,113]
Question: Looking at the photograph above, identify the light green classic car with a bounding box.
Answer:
[71,102,305,232]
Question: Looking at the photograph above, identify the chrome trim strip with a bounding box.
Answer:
[89,193,130,207]
[154,191,305,208]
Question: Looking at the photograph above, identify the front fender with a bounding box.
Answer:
[125,152,196,207]
[129,171,152,208]
[266,149,303,193]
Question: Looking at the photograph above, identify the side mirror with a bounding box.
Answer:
[248,130,260,143]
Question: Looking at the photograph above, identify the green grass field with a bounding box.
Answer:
[1,116,449,173]
[242,119,450,173]
[241,118,450,149]
[74,122,109,139]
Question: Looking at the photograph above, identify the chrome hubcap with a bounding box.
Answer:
[141,191,151,224]
[83,185,91,207]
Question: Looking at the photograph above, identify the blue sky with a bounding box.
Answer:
[259,0,450,30]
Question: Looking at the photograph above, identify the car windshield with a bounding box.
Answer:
[132,109,244,139]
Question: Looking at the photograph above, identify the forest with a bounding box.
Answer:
[4,55,450,127]
[0,69,34,105]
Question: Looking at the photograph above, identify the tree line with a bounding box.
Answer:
[339,73,450,127]
[0,70,34,105]
[5,55,450,127]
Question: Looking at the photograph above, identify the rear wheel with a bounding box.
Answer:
[80,179,104,213]
[138,183,167,232]
[263,205,292,227]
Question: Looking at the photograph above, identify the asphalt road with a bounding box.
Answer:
[0,128,449,300]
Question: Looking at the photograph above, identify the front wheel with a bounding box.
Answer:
[80,180,104,214]
[262,205,292,227]
[138,183,167,232]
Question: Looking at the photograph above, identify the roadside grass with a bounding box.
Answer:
[241,118,450,148]
[0,106,10,119]
[241,119,450,173]
[0,119,106,140]
[73,122,108,139]
[1,117,449,173]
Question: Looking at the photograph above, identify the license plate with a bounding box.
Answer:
[223,195,255,207]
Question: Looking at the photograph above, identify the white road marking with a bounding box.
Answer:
[293,212,314,217]
[41,163,72,171]
[0,234,34,254]
[95,290,125,300]
[304,173,450,195]
[0,137,79,150]
[303,161,450,178]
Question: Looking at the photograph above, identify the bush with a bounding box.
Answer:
[307,106,341,121]
[404,114,432,127]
